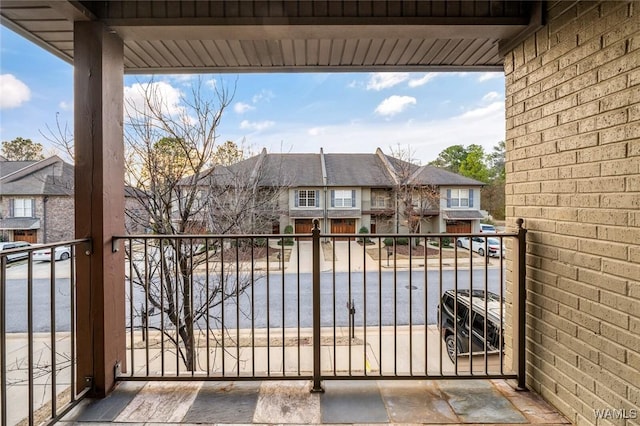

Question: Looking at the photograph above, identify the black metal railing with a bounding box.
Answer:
[0,239,91,426]
[114,221,527,391]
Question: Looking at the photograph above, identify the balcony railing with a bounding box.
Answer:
[1,223,526,423]
[114,221,526,393]
[0,239,91,426]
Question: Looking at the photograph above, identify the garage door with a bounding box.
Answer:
[331,218,356,240]
[295,219,314,234]
[446,220,471,233]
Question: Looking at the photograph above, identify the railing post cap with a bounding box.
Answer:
[516,218,524,228]
[312,218,320,229]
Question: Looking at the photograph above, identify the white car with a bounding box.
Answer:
[457,236,504,257]
[33,245,71,262]
[0,241,32,262]
[479,223,497,233]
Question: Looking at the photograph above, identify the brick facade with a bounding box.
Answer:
[505,1,639,424]
[44,196,75,242]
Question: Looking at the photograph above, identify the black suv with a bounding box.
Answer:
[438,289,503,363]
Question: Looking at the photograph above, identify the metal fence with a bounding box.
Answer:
[0,239,91,426]
[115,221,526,392]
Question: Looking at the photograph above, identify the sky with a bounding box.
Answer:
[0,25,505,165]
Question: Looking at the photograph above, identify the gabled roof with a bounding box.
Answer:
[0,156,74,196]
[185,148,484,189]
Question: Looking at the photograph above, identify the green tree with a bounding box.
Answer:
[458,144,490,183]
[213,140,244,165]
[428,144,468,173]
[1,137,45,161]
[431,142,506,220]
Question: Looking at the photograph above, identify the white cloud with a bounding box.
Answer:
[458,102,504,119]
[477,72,502,82]
[205,79,217,89]
[482,91,500,102]
[366,73,409,91]
[58,101,73,111]
[240,120,275,131]
[124,81,185,119]
[252,90,274,104]
[227,101,505,164]
[234,102,255,114]
[0,74,31,109]
[374,95,417,116]
[308,127,326,136]
[408,73,437,87]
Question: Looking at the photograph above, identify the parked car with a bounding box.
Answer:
[33,245,71,261]
[456,236,504,257]
[438,289,504,363]
[479,223,497,233]
[0,241,32,262]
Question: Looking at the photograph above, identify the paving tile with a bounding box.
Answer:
[492,380,571,424]
[114,381,202,423]
[182,382,260,424]
[64,381,146,422]
[253,380,321,424]
[378,380,459,424]
[439,380,528,423]
[320,380,388,424]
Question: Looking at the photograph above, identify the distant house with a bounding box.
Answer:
[0,155,148,243]
[184,148,484,236]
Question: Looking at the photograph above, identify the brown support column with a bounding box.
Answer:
[74,21,125,397]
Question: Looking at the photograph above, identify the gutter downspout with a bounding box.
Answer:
[319,148,328,236]
[43,196,48,243]
[375,148,401,233]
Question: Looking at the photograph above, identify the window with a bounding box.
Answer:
[12,198,33,217]
[374,195,389,208]
[331,190,355,208]
[298,190,315,207]
[296,190,317,207]
[447,189,474,208]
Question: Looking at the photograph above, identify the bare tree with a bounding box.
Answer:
[388,145,440,234]
[123,78,290,372]
[123,77,240,371]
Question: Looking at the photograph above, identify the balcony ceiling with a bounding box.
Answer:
[0,1,541,74]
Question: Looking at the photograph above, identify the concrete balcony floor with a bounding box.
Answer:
[58,378,569,425]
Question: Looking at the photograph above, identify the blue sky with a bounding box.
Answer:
[1,25,505,164]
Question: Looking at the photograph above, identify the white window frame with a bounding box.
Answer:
[333,190,353,208]
[13,198,33,217]
[450,189,469,208]
[298,190,316,207]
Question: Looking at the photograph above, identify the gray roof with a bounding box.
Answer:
[410,165,484,186]
[442,210,485,220]
[0,218,41,230]
[187,149,483,189]
[257,154,323,187]
[324,154,394,187]
[0,157,74,196]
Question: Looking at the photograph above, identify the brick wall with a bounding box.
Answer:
[505,1,639,425]
[45,196,75,242]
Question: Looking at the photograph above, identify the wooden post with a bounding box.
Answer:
[74,21,126,397]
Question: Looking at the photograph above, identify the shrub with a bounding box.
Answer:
[441,237,452,247]
[280,225,294,245]
[383,237,408,246]
[357,226,371,243]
